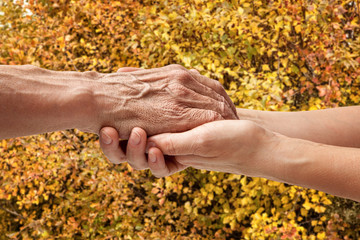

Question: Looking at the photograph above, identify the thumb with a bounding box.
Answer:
[117,67,142,72]
[147,129,201,156]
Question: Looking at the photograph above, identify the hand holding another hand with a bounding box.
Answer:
[100,118,284,179]
[99,65,238,165]
[128,120,282,178]
[92,65,237,138]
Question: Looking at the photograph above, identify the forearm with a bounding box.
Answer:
[237,107,360,147]
[267,136,360,202]
[0,65,97,139]
[0,64,236,140]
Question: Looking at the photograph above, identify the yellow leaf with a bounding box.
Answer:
[184,201,192,214]
[303,201,312,210]
[262,64,270,71]
[317,232,326,239]
[322,197,332,205]
[311,194,320,203]
[301,208,308,217]
[295,25,302,33]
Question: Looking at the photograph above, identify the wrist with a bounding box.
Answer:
[90,72,133,136]
[0,65,100,138]
[24,66,100,133]
[262,135,320,186]
[267,135,360,201]
[70,71,104,133]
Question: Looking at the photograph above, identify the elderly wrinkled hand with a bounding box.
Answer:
[94,65,236,137]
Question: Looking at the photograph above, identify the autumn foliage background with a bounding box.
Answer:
[1,0,360,239]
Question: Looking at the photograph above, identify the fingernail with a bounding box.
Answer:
[130,130,141,145]
[146,142,156,152]
[100,130,112,145]
[149,152,157,163]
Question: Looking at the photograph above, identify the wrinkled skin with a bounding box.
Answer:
[98,65,238,165]
[91,64,237,139]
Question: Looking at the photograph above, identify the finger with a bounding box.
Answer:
[99,127,126,164]
[124,66,232,115]
[147,128,202,156]
[183,108,226,133]
[189,69,200,75]
[171,66,237,119]
[113,65,237,119]
[188,72,237,119]
[170,86,234,120]
[126,127,148,170]
[182,73,238,120]
[148,147,187,178]
[176,155,239,174]
[175,155,218,166]
[117,67,142,72]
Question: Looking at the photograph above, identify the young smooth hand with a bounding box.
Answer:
[105,120,282,178]
[144,120,280,177]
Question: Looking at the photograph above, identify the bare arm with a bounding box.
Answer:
[0,65,96,139]
[0,64,236,140]
[237,107,360,147]
[272,134,360,201]
[143,120,360,202]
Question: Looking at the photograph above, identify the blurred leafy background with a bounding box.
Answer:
[1,0,360,239]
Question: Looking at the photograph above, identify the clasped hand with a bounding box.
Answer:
[90,64,237,138]
[99,66,281,178]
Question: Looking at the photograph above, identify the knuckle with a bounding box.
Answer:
[24,65,49,74]
[190,69,200,74]
[173,69,192,84]
[205,110,223,122]
[219,101,235,120]
[169,83,190,98]
[215,80,224,89]
[218,101,226,115]
[196,130,211,145]
[83,71,101,79]
[23,64,38,70]
[168,64,186,70]
[214,112,224,121]
[185,110,222,126]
